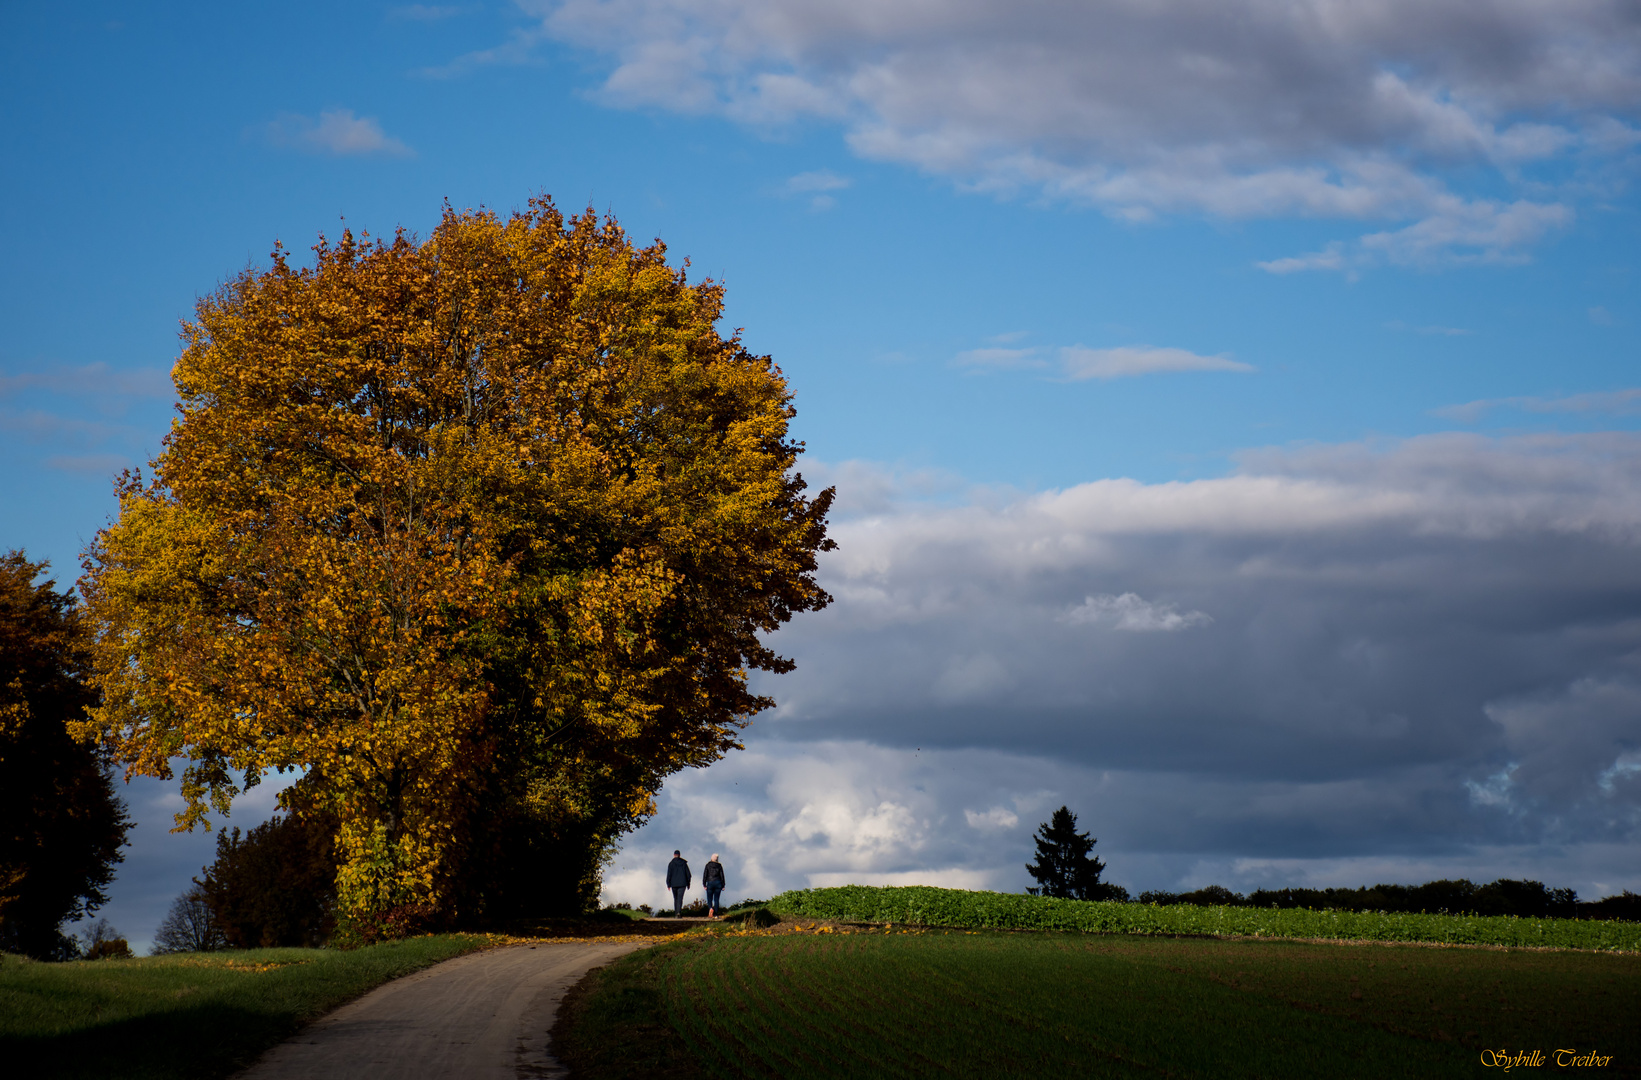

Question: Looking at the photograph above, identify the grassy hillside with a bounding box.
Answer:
[0,936,491,1079]
[766,885,1641,950]
[555,926,1641,1079]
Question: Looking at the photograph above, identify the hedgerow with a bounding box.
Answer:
[765,885,1641,951]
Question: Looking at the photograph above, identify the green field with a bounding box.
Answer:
[768,885,1641,951]
[556,927,1640,1079]
[0,936,491,1080]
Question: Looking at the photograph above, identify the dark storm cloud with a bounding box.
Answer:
[602,434,1641,905]
[771,434,1641,826]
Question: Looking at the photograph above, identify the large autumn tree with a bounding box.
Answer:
[77,198,834,928]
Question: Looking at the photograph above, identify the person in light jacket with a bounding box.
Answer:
[665,850,691,915]
[702,854,726,917]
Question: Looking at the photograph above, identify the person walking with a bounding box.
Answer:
[666,850,692,915]
[703,854,726,917]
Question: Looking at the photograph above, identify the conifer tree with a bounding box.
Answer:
[1025,806,1109,900]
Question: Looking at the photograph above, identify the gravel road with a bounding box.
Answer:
[235,940,651,1079]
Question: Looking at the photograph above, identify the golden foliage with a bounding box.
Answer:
[78,198,833,923]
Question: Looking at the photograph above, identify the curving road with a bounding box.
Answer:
[236,940,652,1080]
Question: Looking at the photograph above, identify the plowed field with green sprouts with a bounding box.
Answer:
[554,927,1641,1079]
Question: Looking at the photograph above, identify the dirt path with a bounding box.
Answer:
[236,940,651,1080]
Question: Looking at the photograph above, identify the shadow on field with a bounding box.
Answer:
[7,1002,293,1080]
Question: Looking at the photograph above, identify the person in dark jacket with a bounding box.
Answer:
[702,854,726,917]
[665,850,691,915]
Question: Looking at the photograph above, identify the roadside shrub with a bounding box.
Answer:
[77,918,131,959]
[82,938,132,960]
[332,903,441,949]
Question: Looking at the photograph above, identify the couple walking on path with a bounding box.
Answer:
[665,850,727,916]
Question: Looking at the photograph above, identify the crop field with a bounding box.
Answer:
[556,927,1640,1079]
[0,935,492,1080]
[768,885,1641,951]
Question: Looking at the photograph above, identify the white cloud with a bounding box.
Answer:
[1261,197,1573,272]
[1059,345,1253,380]
[785,169,851,193]
[1435,387,1641,422]
[601,737,1641,908]
[417,27,549,78]
[599,741,1095,906]
[516,0,1641,264]
[0,363,172,400]
[1063,593,1212,632]
[807,867,996,889]
[1357,198,1573,267]
[955,343,1252,379]
[965,806,1020,830]
[1258,243,1349,275]
[781,169,852,210]
[265,109,414,157]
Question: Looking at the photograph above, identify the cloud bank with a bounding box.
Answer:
[604,432,1641,907]
[519,0,1641,266]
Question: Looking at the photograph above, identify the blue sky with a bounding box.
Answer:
[4,2,1640,948]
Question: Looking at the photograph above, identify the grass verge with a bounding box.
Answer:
[557,925,1641,1079]
[0,935,491,1080]
[768,885,1641,950]
[554,944,706,1080]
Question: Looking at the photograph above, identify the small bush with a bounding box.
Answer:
[77,918,131,960]
[720,907,780,929]
[332,903,440,948]
[83,937,133,960]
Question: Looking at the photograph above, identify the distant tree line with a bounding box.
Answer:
[1025,807,1638,924]
[1135,880,1641,921]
